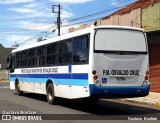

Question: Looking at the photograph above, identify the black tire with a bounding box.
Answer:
[46,83,56,105]
[15,81,23,96]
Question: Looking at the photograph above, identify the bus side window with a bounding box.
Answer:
[82,36,89,49]
[21,50,28,67]
[73,37,81,51]
[58,39,72,65]
[47,43,58,65]
[37,46,46,66]
[16,52,21,68]
[73,35,89,64]
[28,48,37,67]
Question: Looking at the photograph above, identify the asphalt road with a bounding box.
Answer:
[0,82,160,121]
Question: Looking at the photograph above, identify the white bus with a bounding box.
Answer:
[8,26,150,104]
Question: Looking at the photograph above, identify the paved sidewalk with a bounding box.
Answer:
[121,92,160,107]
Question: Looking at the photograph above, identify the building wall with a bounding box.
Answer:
[0,44,13,70]
[97,8,141,28]
[142,3,160,32]
[0,70,9,81]
[68,8,141,33]
[149,43,160,93]
[147,31,160,93]
[142,3,160,92]
[120,8,141,27]
[68,24,91,33]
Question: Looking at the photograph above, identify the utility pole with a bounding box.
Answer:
[52,4,61,36]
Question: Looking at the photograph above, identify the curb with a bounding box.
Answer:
[155,102,160,107]
[121,99,160,107]
[0,80,9,83]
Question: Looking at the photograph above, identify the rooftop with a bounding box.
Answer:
[102,0,160,20]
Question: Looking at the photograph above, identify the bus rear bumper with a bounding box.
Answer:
[89,84,150,98]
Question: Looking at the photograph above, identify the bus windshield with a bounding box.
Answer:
[94,29,147,53]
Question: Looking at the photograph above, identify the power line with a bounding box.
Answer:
[18,26,57,45]
[62,6,121,23]
[15,0,138,46]
[62,17,103,27]
[61,5,128,27]
[61,0,136,23]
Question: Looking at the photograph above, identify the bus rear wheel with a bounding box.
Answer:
[15,81,23,96]
[46,83,56,105]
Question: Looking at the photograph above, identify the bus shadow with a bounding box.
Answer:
[13,92,47,102]
[20,92,160,116]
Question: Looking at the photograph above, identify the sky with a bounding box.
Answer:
[0,0,137,48]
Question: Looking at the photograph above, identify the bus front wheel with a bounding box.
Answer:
[15,81,23,96]
[46,83,56,105]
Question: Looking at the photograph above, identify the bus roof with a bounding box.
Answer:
[96,25,144,31]
[12,25,144,53]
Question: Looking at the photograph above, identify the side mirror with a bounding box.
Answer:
[6,56,10,70]
[10,69,14,73]
[7,57,10,63]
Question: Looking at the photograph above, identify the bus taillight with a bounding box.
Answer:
[146,71,149,76]
[144,76,148,80]
[92,70,97,75]
[94,75,98,80]
[144,71,149,80]
[142,71,149,86]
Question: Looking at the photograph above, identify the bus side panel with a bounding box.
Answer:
[10,80,15,90]
[72,86,89,98]
[71,65,89,98]
[10,65,90,99]
[54,85,72,99]
[20,81,35,93]
[20,82,46,94]
[10,73,18,90]
[54,65,90,99]
[54,84,90,99]
[34,83,46,94]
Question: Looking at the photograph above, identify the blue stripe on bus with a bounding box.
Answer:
[10,73,88,80]
[10,77,88,86]
[10,73,88,86]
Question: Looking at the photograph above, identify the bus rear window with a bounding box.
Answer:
[94,29,147,53]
